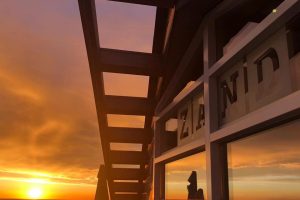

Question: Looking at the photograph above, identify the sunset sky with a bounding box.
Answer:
[1,1,300,200]
[0,0,154,199]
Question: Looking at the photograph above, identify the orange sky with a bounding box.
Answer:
[1,1,300,200]
[0,0,155,199]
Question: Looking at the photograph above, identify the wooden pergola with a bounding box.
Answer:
[78,0,220,199]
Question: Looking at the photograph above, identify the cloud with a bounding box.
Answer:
[0,168,98,186]
[0,1,103,192]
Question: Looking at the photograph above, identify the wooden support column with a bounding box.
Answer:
[203,17,229,200]
[95,165,110,200]
[154,163,165,200]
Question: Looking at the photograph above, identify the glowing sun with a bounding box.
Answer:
[28,188,43,199]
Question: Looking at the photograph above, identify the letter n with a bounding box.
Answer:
[221,71,239,118]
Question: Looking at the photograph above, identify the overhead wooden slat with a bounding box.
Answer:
[110,168,147,180]
[112,182,145,192]
[78,0,99,52]
[110,151,149,164]
[99,63,161,76]
[108,0,175,8]
[107,127,152,144]
[99,48,162,76]
[95,165,109,200]
[102,95,153,115]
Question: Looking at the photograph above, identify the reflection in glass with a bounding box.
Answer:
[228,119,300,200]
[165,153,206,200]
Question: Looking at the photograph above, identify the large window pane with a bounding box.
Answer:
[228,119,300,200]
[165,152,207,200]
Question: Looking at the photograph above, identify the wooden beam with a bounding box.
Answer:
[77,1,116,197]
[107,127,152,144]
[152,8,170,54]
[110,151,149,164]
[108,0,174,8]
[78,0,111,168]
[99,48,162,76]
[111,182,145,193]
[102,95,154,115]
[95,165,109,200]
[109,168,147,180]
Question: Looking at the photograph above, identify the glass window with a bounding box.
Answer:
[227,119,300,200]
[165,152,207,200]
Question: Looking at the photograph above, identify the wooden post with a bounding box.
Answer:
[95,165,109,200]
